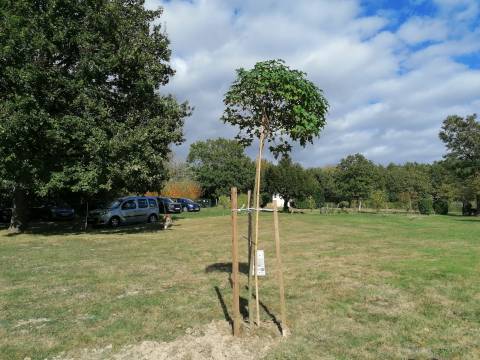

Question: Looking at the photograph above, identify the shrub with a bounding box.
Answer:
[237,193,250,208]
[295,196,316,210]
[418,195,433,215]
[161,180,203,199]
[433,198,449,215]
[306,196,316,211]
[218,195,231,209]
[370,190,387,212]
[463,202,473,216]
[398,192,412,211]
[260,192,271,207]
[338,201,349,209]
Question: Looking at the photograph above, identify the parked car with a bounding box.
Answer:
[0,207,12,223]
[157,197,182,214]
[196,199,212,208]
[88,196,160,227]
[174,198,201,212]
[30,201,75,221]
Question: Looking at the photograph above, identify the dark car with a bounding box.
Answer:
[196,199,212,208]
[30,201,75,221]
[174,198,201,212]
[0,208,12,223]
[157,197,182,214]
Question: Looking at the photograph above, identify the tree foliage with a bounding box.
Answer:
[222,59,328,157]
[369,190,387,212]
[418,195,434,215]
[384,163,431,209]
[160,180,203,200]
[264,156,318,211]
[335,154,379,207]
[439,114,480,214]
[439,114,480,177]
[0,0,190,230]
[309,166,340,204]
[187,138,254,199]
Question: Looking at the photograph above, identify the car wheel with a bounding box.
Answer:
[148,214,158,223]
[109,217,120,228]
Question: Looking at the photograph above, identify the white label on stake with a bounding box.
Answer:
[254,250,266,276]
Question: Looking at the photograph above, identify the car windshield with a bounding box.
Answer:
[163,198,173,204]
[184,199,194,204]
[108,199,122,209]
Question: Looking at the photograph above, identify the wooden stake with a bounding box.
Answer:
[253,129,265,325]
[246,189,253,325]
[231,187,240,336]
[273,200,288,336]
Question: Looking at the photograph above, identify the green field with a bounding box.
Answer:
[1,210,479,359]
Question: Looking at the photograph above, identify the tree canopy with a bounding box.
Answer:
[335,154,379,208]
[222,59,329,156]
[187,138,255,199]
[439,114,480,214]
[0,0,190,231]
[264,156,318,211]
[439,114,480,176]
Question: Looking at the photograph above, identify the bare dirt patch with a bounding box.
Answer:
[52,321,279,360]
[14,318,51,328]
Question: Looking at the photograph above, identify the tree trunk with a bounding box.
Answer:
[358,199,362,212]
[476,194,480,216]
[252,127,265,326]
[283,198,289,213]
[9,186,28,234]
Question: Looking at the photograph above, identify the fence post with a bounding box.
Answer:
[273,201,288,336]
[246,189,253,325]
[231,187,240,336]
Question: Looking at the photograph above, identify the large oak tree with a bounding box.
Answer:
[0,0,190,232]
[187,138,255,199]
[439,114,480,214]
[335,153,379,210]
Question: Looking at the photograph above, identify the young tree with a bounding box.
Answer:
[187,138,255,199]
[439,114,480,215]
[222,59,328,325]
[335,154,379,210]
[0,1,190,232]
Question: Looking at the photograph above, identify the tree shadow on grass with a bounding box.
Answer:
[213,283,282,334]
[2,219,170,237]
[205,262,250,275]
[214,286,249,326]
[450,217,480,222]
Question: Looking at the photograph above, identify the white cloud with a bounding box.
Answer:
[145,0,480,167]
[397,17,448,45]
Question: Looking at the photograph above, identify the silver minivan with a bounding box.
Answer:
[88,196,160,227]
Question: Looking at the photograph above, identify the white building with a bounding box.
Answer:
[272,194,290,208]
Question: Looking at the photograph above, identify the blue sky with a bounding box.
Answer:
[145,0,480,166]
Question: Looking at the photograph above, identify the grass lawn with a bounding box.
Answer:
[1,210,479,359]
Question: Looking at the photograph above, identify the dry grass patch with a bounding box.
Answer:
[1,212,479,359]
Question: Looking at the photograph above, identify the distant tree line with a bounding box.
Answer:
[186,114,479,215]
